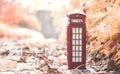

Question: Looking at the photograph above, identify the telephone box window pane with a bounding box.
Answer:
[79,34,82,39]
[77,52,79,56]
[79,52,82,56]
[76,46,79,51]
[72,40,75,45]
[72,28,76,33]
[76,57,79,62]
[76,34,79,39]
[79,28,82,33]
[79,58,82,62]
[72,52,75,56]
[76,40,79,45]
[76,52,79,56]
[72,46,75,50]
[78,40,80,45]
[79,40,82,45]
[72,57,75,62]
[79,46,82,51]
[72,34,75,39]
[76,28,79,33]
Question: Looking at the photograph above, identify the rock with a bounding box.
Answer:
[58,65,68,73]
[97,71,107,74]
[37,70,44,74]
[15,63,33,71]
[14,70,37,74]
[57,54,67,65]
[6,56,21,61]
[0,72,14,74]
[0,48,9,56]
[0,59,17,72]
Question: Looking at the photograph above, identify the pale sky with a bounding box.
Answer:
[16,0,70,10]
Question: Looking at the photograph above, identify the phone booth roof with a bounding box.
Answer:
[67,12,86,23]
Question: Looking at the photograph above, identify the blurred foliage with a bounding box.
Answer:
[0,0,43,39]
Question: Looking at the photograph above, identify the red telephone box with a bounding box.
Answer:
[67,13,86,69]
